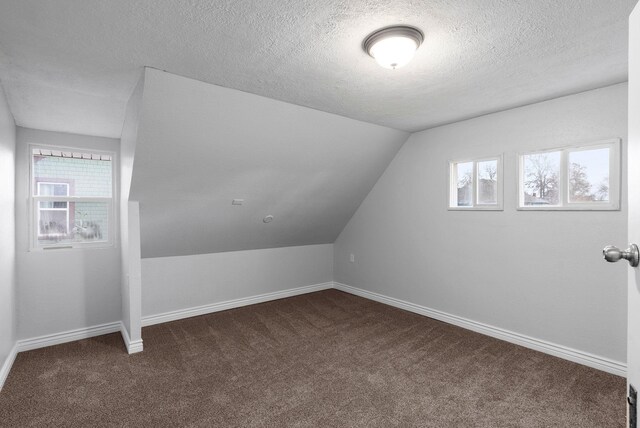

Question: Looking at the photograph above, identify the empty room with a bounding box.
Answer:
[1,1,640,426]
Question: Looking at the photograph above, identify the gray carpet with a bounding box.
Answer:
[0,289,625,427]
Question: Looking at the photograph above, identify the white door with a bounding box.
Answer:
[628,3,640,427]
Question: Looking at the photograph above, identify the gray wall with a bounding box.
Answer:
[334,83,628,363]
[0,85,16,372]
[131,69,409,258]
[142,244,333,318]
[628,1,640,392]
[15,128,122,339]
[120,71,144,341]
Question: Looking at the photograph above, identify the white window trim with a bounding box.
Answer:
[517,138,621,211]
[448,155,504,211]
[29,144,117,251]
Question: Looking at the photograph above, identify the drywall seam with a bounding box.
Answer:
[333,282,626,377]
[142,281,334,327]
[16,322,122,353]
[120,322,143,354]
[0,343,17,391]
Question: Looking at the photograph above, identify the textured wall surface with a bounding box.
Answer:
[0,0,635,137]
[334,84,628,363]
[131,69,408,258]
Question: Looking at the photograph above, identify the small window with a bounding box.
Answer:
[449,156,503,210]
[518,139,620,210]
[30,146,115,249]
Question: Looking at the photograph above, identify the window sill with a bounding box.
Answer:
[517,205,620,211]
[29,242,116,252]
[448,206,504,211]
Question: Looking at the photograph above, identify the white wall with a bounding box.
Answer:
[131,69,409,258]
[142,244,333,319]
[120,71,144,346]
[15,127,121,339]
[628,1,640,395]
[334,83,628,364]
[0,84,16,376]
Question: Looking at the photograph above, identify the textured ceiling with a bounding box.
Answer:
[0,0,636,138]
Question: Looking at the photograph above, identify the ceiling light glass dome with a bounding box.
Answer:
[363,26,424,70]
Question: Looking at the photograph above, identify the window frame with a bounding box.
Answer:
[448,155,504,211]
[517,138,621,211]
[29,144,117,251]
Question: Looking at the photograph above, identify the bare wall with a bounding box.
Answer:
[131,69,409,258]
[334,83,628,364]
[0,84,16,374]
[120,71,145,343]
[142,244,333,319]
[15,128,122,339]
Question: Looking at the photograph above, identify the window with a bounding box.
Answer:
[449,156,503,210]
[518,139,620,210]
[37,182,70,237]
[31,146,114,249]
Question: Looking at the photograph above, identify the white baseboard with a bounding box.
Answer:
[0,344,18,391]
[2,280,624,392]
[16,322,122,353]
[120,322,143,354]
[1,322,139,389]
[333,282,627,377]
[142,281,334,327]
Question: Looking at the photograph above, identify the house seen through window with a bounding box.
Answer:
[31,147,114,248]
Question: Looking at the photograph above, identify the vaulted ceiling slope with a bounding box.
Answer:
[130,69,409,258]
[0,0,636,138]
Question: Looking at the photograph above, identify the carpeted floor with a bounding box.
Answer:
[0,290,625,427]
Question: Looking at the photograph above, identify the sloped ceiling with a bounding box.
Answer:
[131,69,409,257]
[0,0,636,137]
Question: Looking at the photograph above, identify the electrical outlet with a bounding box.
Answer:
[630,384,637,428]
[349,253,355,263]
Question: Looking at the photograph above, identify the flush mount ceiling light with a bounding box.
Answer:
[363,25,424,70]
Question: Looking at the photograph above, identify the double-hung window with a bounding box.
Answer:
[31,146,115,249]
